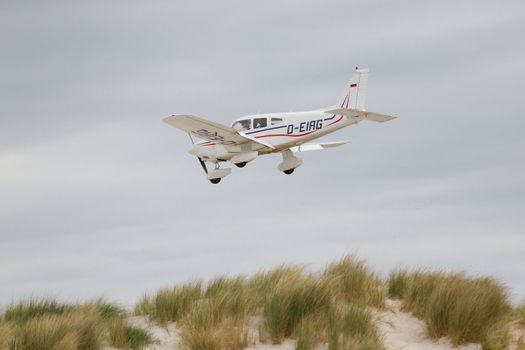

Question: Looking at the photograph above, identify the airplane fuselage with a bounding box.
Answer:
[190,110,363,162]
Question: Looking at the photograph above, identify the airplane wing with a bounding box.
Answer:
[163,115,249,146]
[163,115,275,151]
[325,108,396,122]
[290,141,348,152]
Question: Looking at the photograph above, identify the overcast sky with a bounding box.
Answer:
[1,0,524,307]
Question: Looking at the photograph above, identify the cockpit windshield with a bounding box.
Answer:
[232,119,251,131]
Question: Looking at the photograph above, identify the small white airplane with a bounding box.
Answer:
[163,68,396,184]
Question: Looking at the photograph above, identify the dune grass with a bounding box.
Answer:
[326,304,383,350]
[481,301,525,350]
[108,318,156,349]
[179,294,253,350]
[387,269,411,299]
[262,274,331,343]
[3,298,72,324]
[132,257,384,350]
[392,270,509,345]
[321,255,385,307]
[0,299,154,350]
[180,317,251,350]
[2,256,518,350]
[515,302,525,323]
[257,256,384,349]
[134,281,202,325]
[0,323,13,349]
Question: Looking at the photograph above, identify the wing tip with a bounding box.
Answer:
[162,115,186,125]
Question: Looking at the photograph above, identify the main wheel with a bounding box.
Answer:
[235,162,247,168]
[209,178,221,184]
[283,169,294,175]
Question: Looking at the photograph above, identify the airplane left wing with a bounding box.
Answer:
[163,115,248,146]
[163,115,276,152]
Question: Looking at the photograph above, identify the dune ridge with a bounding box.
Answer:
[1,256,524,350]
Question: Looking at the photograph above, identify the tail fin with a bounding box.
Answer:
[335,68,369,111]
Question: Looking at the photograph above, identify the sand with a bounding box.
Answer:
[373,299,481,350]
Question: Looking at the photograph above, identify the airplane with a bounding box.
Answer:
[163,68,396,184]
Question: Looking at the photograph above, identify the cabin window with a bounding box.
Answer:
[232,119,251,131]
[254,117,267,129]
[271,117,283,125]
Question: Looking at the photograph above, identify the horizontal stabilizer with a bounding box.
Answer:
[290,141,348,152]
[325,108,396,122]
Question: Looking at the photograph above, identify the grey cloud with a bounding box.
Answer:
[1,0,524,306]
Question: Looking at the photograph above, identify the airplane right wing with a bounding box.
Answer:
[290,141,348,152]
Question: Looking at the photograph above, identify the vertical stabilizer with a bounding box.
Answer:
[335,68,369,111]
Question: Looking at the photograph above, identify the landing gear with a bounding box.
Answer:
[235,162,247,168]
[206,163,232,184]
[278,150,302,175]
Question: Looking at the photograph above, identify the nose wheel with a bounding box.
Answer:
[283,169,294,175]
[206,163,232,184]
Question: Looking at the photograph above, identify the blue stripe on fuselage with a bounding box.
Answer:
[324,93,348,121]
[244,124,287,135]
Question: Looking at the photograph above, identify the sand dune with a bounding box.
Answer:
[121,299,487,350]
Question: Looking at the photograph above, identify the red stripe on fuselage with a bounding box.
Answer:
[255,130,316,139]
[326,115,344,127]
[255,116,345,139]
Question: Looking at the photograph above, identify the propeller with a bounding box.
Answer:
[188,132,208,174]
[197,157,208,174]
[187,132,210,175]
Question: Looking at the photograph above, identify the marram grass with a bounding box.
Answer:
[134,281,203,325]
[1,255,518,350]
[0,323,13,349]
[0,299,155,350]
[3,298,72,324]
[481,301,525,350]
[387,269,411,299]
[262,274,331,343]
[321,255,385,307]
[396,270,509,345]
[108,319,156,350]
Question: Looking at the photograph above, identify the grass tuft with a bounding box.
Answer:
[326,304,382,350]
[515,302,525,323]
[0,323,14,349]
[109,319,156,349]
[3,298,72,324]
[10,310,104,350]
[294,316,324,350]
[401,271,509,345]
[387,269,411,298]
[1,298,155,350]
[262,274,331,343]
[180,318,251,350]
[134,281,203,325]
[322,255,384,307]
